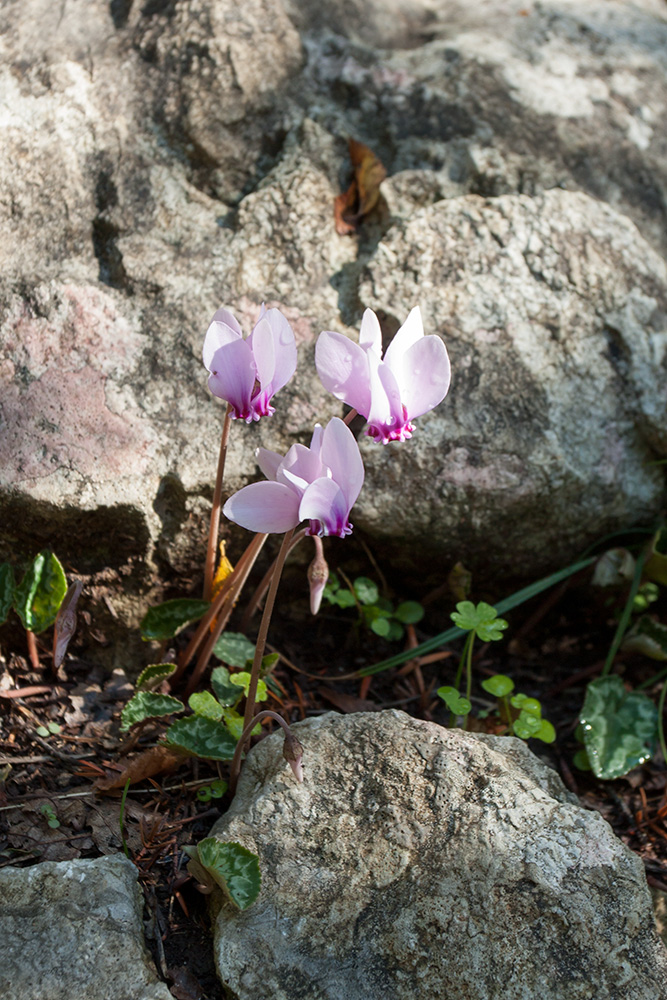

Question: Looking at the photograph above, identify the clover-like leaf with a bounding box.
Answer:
[213,632,256,668]
[190,838,261,910]
[534,719,556,744]
[135,663,178,692]
[188,691,224,721]
[0,563,15,625]
[437,686,472,716]
[120,691,185,732]
[140,599,210,641]
[512,710,543,739]
[510,693,541,717]
[14,551,67,634]
[354,577,379,606]
[165,715,237,760]
[221,707,260,740]
[394,601,424,625]
[481,674,515,698]
[450,601,508,642]
[580,676,658,780]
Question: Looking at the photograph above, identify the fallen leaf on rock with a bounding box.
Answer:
[334,139,386,234]
[95,745,184,790]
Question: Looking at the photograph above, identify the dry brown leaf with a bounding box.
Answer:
[334,138,386,235]
[95,745,183,790]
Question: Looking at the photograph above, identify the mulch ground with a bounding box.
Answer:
[2,537,667,1000]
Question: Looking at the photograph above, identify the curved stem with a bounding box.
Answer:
[228,710,303,790]
[230,528,295,792]
[343,408,358,426]
[203,404,232,601]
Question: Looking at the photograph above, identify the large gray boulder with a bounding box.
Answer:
[0,855,171,1000]
[1,0,666,610]
[210,710,667,1000]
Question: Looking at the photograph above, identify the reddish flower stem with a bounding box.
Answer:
[26,630,40,670]
[239,527,308,632]
[203,403,232,601]
[229,528,295,792]
[343,408,358,426]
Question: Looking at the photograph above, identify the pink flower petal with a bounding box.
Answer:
[210,308,243,337]
[207,338,257,418]
[262,308,298,392]
[299,477,352,537]
[278,443,324,491]
[393,335,451,419]
[315,331,372,417]
[359,309,383,356]
[203,319,243,371]
[223,481,301,533]
[255,448,283,481]
[383,306,424,369]
[320,417,364,510]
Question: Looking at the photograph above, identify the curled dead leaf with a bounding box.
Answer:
[95,745,183,790]
[334,139,386,235]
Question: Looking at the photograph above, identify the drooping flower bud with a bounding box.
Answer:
[282,730,304,783]
[307,537,329,615]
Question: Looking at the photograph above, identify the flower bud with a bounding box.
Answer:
[307,545,329,616]
[282,731,304,783]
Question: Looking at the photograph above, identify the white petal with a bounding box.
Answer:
[395,336,451,419]
[315,331,372,417]
[203,319,243,371]
[320,417,364,510]
[359,309,383,356]
[383,306,424,370]
[255,448,284,481]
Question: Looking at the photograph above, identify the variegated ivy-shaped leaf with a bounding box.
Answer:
[188,838,261,910]
[165,715,237,760]
[14,551,67,634]
[135,662,178,691]
[120,691,185,732]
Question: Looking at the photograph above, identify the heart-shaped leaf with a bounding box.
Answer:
[212,632,256,668]
[120,691,185,732]
[165,715,237,760]
[189,838,261,910]
[140,599,210,641]
[580,676,658,779]
[14,551,67,634]
[135,663,178,692]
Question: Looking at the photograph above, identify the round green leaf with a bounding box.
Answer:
[0,563,15,625]
[384,620,404,642]
[211,666,243,707]
[534,719,556,744]
[140,599,210,641]
[370,617,391,638]
[573,749,592,772]
[481,674,515,698]
[230,672,267,703]
[332,589,357,609]
[512,711,542,739]
[212,632,256,668]
[120,691,185,732]
[165,715,237,760]
[188,691,224,721]
[195,838,261,910]
[437,686,472,715]
[14,551,67,634]
[394,601,425,625]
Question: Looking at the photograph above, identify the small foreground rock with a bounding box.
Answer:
[0,855,171,1000]
[210,710,667,1000]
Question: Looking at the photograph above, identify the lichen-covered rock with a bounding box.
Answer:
[0,855,171,1000]
[210,711,667,1000]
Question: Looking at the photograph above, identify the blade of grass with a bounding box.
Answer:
[357,556,596,677]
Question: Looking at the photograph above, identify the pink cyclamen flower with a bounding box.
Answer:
[203,305,297,422]
[315,306,451,444]
[223,417,364,538]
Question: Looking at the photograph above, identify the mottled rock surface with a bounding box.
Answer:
[1,0,666,607]
[0,855,170,1000]
[210,711,667,1000]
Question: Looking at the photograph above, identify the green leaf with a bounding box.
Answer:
[573,748,592,771]
[211,666,243,707]
[353,577,379,606]
[14,551,67,634]
[450,601,508,642]
[261,652,280,674]
[580,676,659,780]
[384,620,404,642]
[437,686,472,715]
[221,707,260,740]
[512,711,542,739]
[135,663,178,692]
[0,564,15,625]
[510,694,541,717]
[394,601,424,625]
[534,719,556,744]
[645,529,667,586]
[481,674,515,698]
[622,616,667,662]
[212,632,256,668]
[194,838,261,910]
[188,691,224,721]
[230,672,267,703]
[370,617,391,638]
[165,715,237,760]
[120,691,185,732]
[140,599,210,641]
[331,589,357,609]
